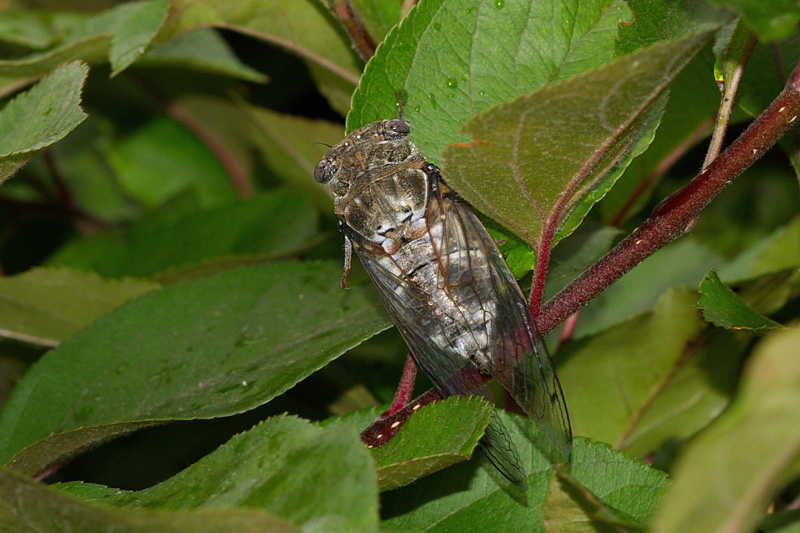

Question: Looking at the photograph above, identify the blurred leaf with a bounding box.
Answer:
[709,0,800,42]
[0,10,58,49]
[140,28,267,82]
[736,39,799,118]
[688,159,800,259]
[246,106,343,211]
[47,189,318,278]
[347,0,403,43]
[735,269,800,319]
[653,327,800,533]
[558,288,708,450]
[0,348,30,411]
[545,224,622,295]
[571,237,725,338]
[697,270,785,330]
[369,396,491,491]
[619,327,747,457]
[733,36,800,176]
[103,115,239,209]
[0,468,300,533]
[0,261,391,473]
[0,267,159,347]
[162,0,362,88]
[0,62,87,183]
[761,509,800,532]
[29,117,143,221]
[305,60,359,116]
[57,416,379,532]
[722,214,800,281]
[381,411,668,532]
[0,0,169,78]
[748,214,800,277]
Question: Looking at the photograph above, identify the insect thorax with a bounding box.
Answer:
[317,120,432,253]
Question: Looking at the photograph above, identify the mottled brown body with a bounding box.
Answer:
[316,117,571,489]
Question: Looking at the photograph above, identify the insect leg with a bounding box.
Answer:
[341,234,353,290]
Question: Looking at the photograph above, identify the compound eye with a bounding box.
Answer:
[385,119,409,135]
[314,160,329,183]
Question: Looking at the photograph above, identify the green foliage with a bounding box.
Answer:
[0,0,798,531]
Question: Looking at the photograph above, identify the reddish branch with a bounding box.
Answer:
[330,0,377,62]
[362,58,800,446]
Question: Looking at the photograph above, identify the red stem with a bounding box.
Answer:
[529,219,554,319]
[331,0,377,62]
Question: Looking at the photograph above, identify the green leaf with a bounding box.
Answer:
[0,62,87,184]
[140,28,268,82]
[346,0,404,43]
[599,52,721,225]
[709,0,800,42]
[0,267,159,347]
[653,327,800,533]
[381,410,668,532]
[0,468,300,533]
[543,442,671,530]
[441,34,706,250]
[246,106,345,211]
[0,10,58,49]
[0,0,169,78]
[47,189,317,278]
[558,288,733,454]
[0,261,391,473]
[162,0,362,87]
[618,328,747,458]
[617,0,732,53]
[543,471,645,532]
[369,396,492,491]
[103,115,239,209]
[721,215,800,282]
[57,416,379,532]
[697,270,785,330]
[564,440,668,523]
[349,0,630,148]
[572,237,725,339]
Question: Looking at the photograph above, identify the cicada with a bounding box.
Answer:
[315,113,572,490]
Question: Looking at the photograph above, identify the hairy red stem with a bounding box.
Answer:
[331,0,376,62]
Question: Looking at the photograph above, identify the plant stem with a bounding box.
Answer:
[538,60,800,336]
[330,0,377,62]
[703,25,757,169]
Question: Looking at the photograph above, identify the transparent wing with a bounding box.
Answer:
[352,242,482,399]
[348,171,570,488]
[448,198,573,454]
[352,225,529,489]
